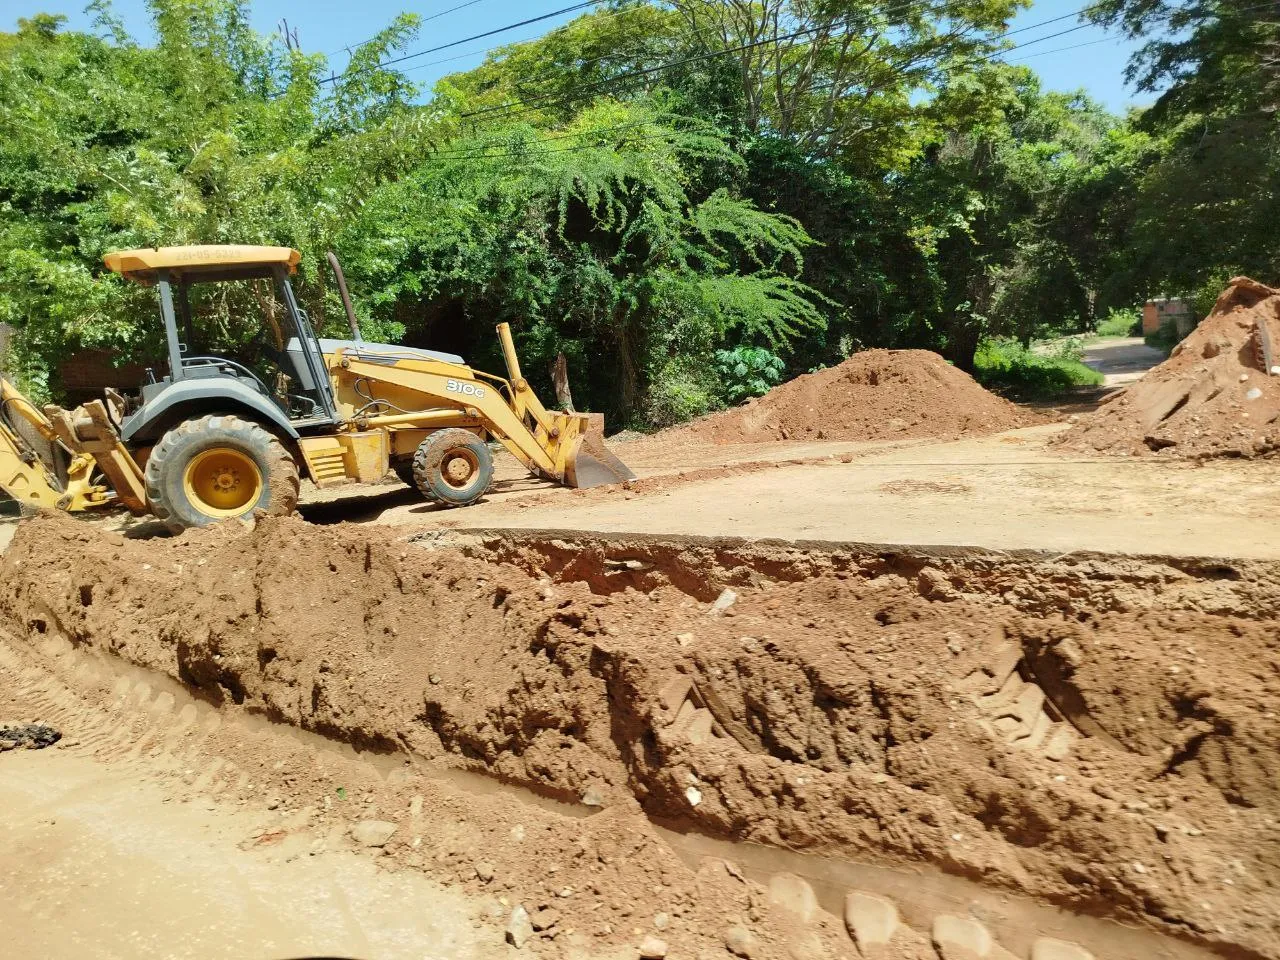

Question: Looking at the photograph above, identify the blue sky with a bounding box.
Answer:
[7,0,1150,113]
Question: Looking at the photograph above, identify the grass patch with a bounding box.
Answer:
[974,336,1104,399]
[1094,308,1141,338]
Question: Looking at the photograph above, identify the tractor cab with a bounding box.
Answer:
[103,246,340,443]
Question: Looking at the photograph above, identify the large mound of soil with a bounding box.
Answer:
[675,349,1031,444]
[1059,277,1280,458]
[2,516,1278,956]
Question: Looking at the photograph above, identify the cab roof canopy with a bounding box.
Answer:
[103,245,301,285]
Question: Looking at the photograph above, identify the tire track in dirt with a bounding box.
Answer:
[0,626,1232,960]
[1,515,1277,959]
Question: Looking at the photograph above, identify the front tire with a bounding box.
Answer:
[412,428,493,507]
[145,414,299,533]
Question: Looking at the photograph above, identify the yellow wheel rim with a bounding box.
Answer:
[183,448,263,518]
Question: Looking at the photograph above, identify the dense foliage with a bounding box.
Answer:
[714,345,786,404]
[1088,0,1280,310]
[0,0,1272,424]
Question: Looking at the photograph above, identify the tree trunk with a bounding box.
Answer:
[550,352,575,413]
[944,324,982,374]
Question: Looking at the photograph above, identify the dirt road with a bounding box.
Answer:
[1081,336,1166,386]
[12,423,1273,559]
[0,748,502,960]
[298,425,1280,559]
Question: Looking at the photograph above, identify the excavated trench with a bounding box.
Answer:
[1,516,1278,959]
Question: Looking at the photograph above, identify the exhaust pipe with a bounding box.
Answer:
[325,251,363,342]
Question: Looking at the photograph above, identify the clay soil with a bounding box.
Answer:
[3,515,1278,959]
[664,349,1032,445]
[1059,278,1280,458]
[4,310,1280,959]
[293,424,1280,560]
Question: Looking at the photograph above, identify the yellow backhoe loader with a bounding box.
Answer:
[0,245,633,532]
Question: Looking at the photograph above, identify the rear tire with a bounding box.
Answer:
[392,460,421,491]
[412,428,493,507]
[145,414,299,533]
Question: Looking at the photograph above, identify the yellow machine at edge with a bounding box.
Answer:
[0,245,633,532]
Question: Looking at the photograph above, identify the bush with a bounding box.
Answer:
[973,337,1104,399]
[644,360,722,428]
[1143,324,1180,356]
[1192,269,1237,319]
[1095,308,1141,338]
[714,346,785,405]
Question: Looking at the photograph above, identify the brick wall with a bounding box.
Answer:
[1142,298,1195,337]
[58,349,149,405]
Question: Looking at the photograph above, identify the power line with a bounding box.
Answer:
[326,0,496,58]
[312,3,603,92]
[397,2,647,76]
[968,19,1100,65]
[499,0,990,92]
[984,0,1278,65]
[1007,36,1115,61]
[440,0,945,91]
[460,20,863,121]
[332,0,1073,94]
[319,0,604,85]
[455,1,1120,126]
[794,0,1275,101]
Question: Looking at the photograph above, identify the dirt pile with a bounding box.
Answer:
[672,349,1031,444]
[1059,277,1280,458]
[2,516,1279,957]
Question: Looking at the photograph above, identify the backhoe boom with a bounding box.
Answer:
[1,378,111,513]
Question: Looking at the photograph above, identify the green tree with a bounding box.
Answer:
[0,0,1204,421]
[1088,0,1280,298]
[0,0,436,397]
[341,104,824,425]
[896,67,1127,369]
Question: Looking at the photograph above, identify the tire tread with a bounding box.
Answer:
[145,414,299,533]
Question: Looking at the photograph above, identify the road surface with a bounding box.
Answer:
[1081,336,1165,386]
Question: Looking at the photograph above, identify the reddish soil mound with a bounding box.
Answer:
[676,349,1031,444]
[1059,277,1280,458]
[2,516,1278,956]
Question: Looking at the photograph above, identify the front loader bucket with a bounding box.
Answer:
[564,419,636,489]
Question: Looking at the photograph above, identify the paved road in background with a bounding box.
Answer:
[1082,336,1166,386]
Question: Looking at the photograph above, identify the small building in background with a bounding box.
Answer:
[1142,298,1196,338]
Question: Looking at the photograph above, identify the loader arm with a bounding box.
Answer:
[1,405,65,509]
[338,355,577,478]
[334,323,634,489]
